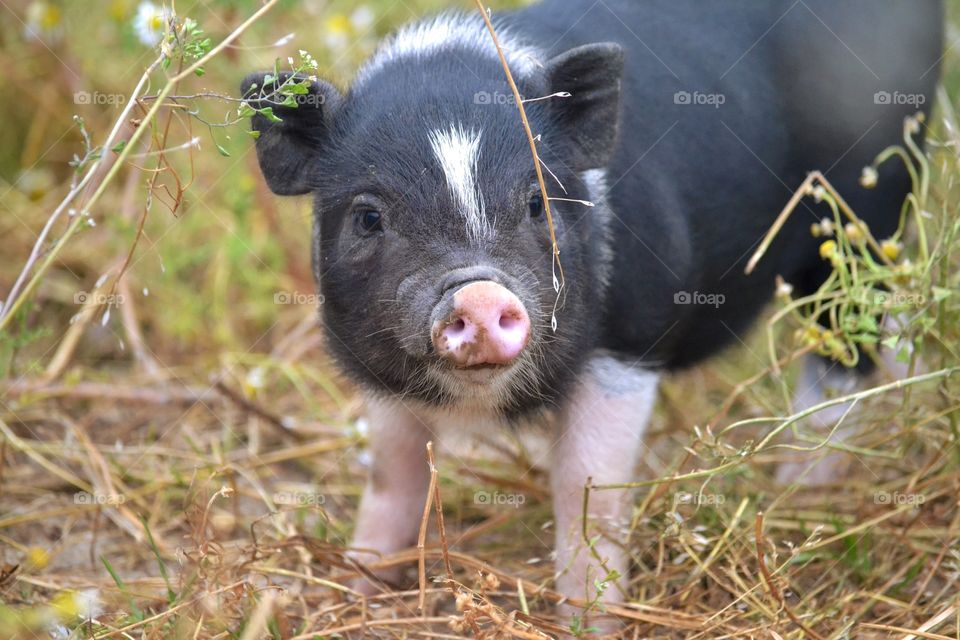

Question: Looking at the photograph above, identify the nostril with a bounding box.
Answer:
[448,318,467,335]
[499,314,521,331]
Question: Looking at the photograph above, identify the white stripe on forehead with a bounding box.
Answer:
[429,125,490,243]
[355,13,542,84]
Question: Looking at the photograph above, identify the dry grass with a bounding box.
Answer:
[1,0,959,638]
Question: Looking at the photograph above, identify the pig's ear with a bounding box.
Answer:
[240,71,343,196]
[545,42,624,170]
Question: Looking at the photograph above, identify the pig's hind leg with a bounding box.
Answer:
[776,346,911,485]
[349,397,433,594]
[550,353,659,632]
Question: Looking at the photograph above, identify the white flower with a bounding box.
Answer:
[24,1,64,43]
[350,6,375,31]
[133,1,168,47]
[246,367,265,390]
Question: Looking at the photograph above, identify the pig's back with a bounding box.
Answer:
[511,0,941,368]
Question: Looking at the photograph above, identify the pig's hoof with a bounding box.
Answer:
[349,568,406,597]
[346,551,404,597]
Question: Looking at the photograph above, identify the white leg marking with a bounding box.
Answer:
[350,396,433,593]
[428,124,489,243]
[551,354,659,630]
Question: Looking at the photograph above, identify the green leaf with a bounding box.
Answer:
[284,82,309,95]
[141,516,177,604]
[216,144,231,157]
[102,555,145,621]
[259,107,282,123]
[881,335,899,350]
[246,130,261,139]
[111,140,127,153]
[932,286,952,302]
[194,67,205,77]
[856,315,879,334]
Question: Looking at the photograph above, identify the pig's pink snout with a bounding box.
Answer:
[432,281,530,367]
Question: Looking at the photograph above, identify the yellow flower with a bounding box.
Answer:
[25,547,50,571]
[819,240,838,260]
[110,0,131,22]
[50,589,101,622]
[325,13,351,34]
[324,13,352,49]
[25,2,63,42]
[50,591,81,622]
[881,239,901,261]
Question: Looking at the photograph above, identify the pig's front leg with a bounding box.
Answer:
[350,397,433,594]
[551,354,659,631]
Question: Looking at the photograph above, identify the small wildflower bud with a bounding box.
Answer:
[906,117,920,135]
[25,547,50,571]
[482,572,500,591]
[775,277,793,300]
[881,239,901,261]
[893,259,914,285]
[844,222,865,246]
[810,222,821,238]
[811,185,826,202]
[448,616,467,633]
[860,166,878,189]
[819,239,838,260]
[802,325,822,347]
[455,592,472,612]
[823,333,847,361]
[817,218,835,237]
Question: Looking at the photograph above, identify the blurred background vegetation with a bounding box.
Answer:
[1,1,959,638]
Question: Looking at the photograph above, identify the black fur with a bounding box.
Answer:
[242,0,942,417]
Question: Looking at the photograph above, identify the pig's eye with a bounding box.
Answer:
[354,208,383,235]
[528,192,544,219]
